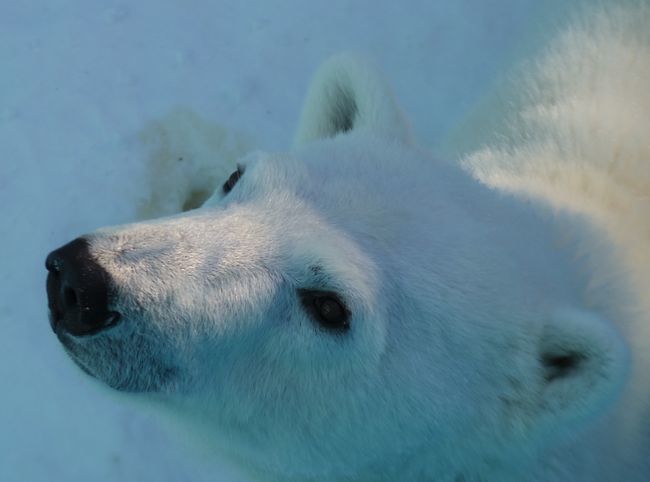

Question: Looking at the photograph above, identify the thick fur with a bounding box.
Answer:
[452,2,650,478]
[51,4,648,481]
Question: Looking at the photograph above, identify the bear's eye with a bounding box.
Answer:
[298,289,350,332]
[222,165,244,194]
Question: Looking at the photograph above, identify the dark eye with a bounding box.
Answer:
[298,289,350,332]
[223,165,244,194]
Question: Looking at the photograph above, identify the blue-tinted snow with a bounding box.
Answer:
[0,1,543,480]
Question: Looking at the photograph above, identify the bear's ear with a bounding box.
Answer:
[293,53,413,148]
[535,309,629,425]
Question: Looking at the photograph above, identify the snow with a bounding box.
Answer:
[0,1,540,480]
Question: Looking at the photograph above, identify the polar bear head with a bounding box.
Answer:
[46,55,628,481]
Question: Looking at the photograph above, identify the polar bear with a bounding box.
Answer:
[45,3,649,481]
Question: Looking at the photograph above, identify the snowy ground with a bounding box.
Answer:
[1,1,543,480]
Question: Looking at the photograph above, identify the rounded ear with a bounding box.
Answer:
[292,53,413,148]
[536,309,629,426]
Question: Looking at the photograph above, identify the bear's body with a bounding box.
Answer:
[46,2,649,480]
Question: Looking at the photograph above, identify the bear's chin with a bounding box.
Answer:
[56,330,179,394]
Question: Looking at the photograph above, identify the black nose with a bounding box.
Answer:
[46,237,121,336]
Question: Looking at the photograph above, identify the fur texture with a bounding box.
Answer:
[452,3,650,479]
[50,4,648,481]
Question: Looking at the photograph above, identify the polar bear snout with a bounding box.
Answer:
[46,237,121,337]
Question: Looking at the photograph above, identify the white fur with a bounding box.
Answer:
[457,4,650,478]
[54,3,649,481]
[293,53,413,147]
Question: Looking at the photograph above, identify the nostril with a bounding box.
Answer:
[45,252,60,273]
[63,286,78,308]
